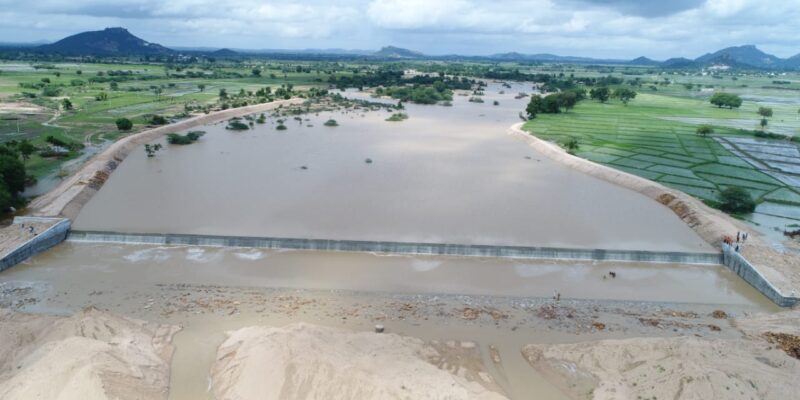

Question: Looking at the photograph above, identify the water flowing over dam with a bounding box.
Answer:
[67,230,723,265]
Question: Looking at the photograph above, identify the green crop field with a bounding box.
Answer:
[522,91,800,224]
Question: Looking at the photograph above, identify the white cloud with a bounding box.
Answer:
[0,0,798,58]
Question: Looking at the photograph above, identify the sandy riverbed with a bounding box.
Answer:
[0,299,796,400]
[0,307,179,400]
[523,310,800,400]
[211,323,507,399]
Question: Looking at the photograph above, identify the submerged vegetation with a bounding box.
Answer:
[166,131,205,145]
[385,113,409,122]
[143,143,162,157]
[225,118,249,130]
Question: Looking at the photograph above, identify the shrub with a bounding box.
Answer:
[323,119,338,126]
[696,124,713,137]
[561,136,579,154]
[166,131,205,145]
[41,86,61,97]
[115,118,133,131]
[718,187,755,214]
[385,113,409,122]
[149,115,168,125]
[226,120,249,130]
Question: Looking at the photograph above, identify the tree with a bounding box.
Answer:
[709,92,742,109]
[219,88,228,99]
[198,83,206,92]
[696,124,714,137]
[0,147,27,196]
[760,118,768,129]
[613,88,637,105]
[251,68,261,77]
[589,87,610,103]
[718,187,755,214]
[757,107,773,118]
[526,95,543,119]
[61,98,73,110]
[115,117,133,131]
[18,140,35,161]
[109,81,119,91]
[541,94,562,113]
[149,115,168,125]
[558,91,578,111]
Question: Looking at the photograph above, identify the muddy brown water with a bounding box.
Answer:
[73,84,713,253]
[0,242,776,400]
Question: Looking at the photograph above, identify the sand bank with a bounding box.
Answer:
[28,99,303,219]
[211,323,507,400]
[0,307,179,400]
[510,123,800,296]
[523,310,800,400]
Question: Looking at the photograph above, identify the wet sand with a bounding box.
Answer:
[73,84,713,253]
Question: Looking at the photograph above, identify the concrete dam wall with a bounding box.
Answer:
[67,230,724,265]
[721,244,799,307]
[1,217,71,272]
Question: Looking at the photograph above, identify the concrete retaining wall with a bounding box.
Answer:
[67,230,723,265]
[721,243,799,307]
[0,217,71,272]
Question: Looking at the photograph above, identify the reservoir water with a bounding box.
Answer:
[73,83,713,253]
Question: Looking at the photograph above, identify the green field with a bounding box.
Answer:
[522,92,800,213]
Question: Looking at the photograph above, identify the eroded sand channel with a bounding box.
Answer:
[73,84,713,253]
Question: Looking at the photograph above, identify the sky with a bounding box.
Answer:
[0,0,798,59]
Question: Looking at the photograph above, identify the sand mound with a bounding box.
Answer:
[0,307,180,400]
[211,323,507,400]
[523,311,800,400]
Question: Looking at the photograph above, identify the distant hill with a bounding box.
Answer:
[373,46,425,59]
[37,27,174,56]
[211,48,238,57]
[782,53,800,69]
[489,52,616,63]
[628,56,660,66]
[695,45,781,68]
[661,57,699,69]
